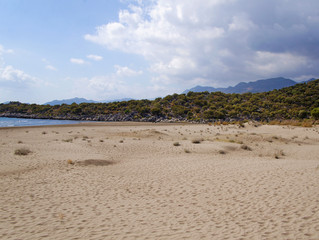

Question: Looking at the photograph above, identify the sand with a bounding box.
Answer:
[0,122,319,239]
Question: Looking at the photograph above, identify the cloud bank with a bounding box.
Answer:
[85,0,319,87]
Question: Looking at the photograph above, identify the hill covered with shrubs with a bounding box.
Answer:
[1,79,319,123]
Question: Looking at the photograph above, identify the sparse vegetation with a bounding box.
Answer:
[67,159,74,165]
[14,148,32,156]
[82,136,89,141]
[184,149,191,153]
[241,144,252,151]
[192,139,202,144]
[173,142,180,146]
[77,159,115,166]
[274,150,285,159]
[218,150,226,154]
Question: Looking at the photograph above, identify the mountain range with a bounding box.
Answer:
[42,77,315,105]
[183,77,315,94]
[45,97,133,106]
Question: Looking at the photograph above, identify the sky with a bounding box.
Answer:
[0,0,319,104]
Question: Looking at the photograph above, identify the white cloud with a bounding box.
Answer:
[0,44,13,55]
[74,74,172,101]
[246,51,308,76]
[85,65,143,94]
[114,65,142,77]
[85,0,319,87]
[70,65,168,100]
[87,54,103,61]
[45,65,57,71]
[70,58,86,64]
[42,58,57,71]
[0,65,39,88]
[228,14,257,32]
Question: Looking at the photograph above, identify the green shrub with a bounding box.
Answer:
[311,108,319,119]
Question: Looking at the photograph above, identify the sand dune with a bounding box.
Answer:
[1,122,319,239]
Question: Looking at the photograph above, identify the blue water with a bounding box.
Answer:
[0,117,84,127]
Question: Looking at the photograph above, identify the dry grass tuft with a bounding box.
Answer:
[268,119,314,127]
[274,150,285,159]
[184,149,191,153]
[78,159,115,166]
[192,139,202,144]
[82,136,89,140]
[218,150,226,154]
[224,146,237,151]
[241,144,252,151]
[173,142,180,146]
[67,159,74,165]
[14,148,32,156]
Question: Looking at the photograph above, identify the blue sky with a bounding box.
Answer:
[1,0,319,104]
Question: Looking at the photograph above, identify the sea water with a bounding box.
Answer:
[0,117,84,127]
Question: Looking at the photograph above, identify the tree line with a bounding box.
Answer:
[1,79,319,122]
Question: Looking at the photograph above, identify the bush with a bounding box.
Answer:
[241,144,252,151]
[192,139,202,144]
[14,148,32,156]
[311,108,319,120]
[298,110,308,119]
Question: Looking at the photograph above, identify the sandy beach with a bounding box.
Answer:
[0,122,319,239]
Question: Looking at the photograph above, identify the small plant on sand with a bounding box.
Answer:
[241,144,252,151]
[17,140,23,144]
[42,131,47,135]
[184,149,191,153]
[67,159,74,165]
[238,122,245,128]
[192,139,202,144]
[14,148,32,156]
[218,150,226,154]
[82,136,89,140]
[173,142,180,146]
[58,213,65,220]
[274,150,285,159]
[62,138,73,143]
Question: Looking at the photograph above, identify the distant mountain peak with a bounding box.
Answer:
[44,97,134,106]
[183,77,301,94]
[45,98,97,105]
